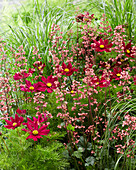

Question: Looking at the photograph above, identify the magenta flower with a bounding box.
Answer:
[133,77,136,85]
[92,38,113,52]
[4,114,24,129]
[20,80,42,92]
[111,67,122,80]
[16,108,26,115]
[28,68,35,74]
[89,76,110,88]
[40,75,58,93]
[22,121,50,141]
[33,61,46,74]
[13,72,29,80]
[75,12,94,22]
[122,41,135,58]
[61,62,78,76]
[23,114,48,126]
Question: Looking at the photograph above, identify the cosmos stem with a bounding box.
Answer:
[1,136,9,153]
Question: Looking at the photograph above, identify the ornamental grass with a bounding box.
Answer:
[0,2,136,170]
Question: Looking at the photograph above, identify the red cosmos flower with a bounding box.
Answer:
[133,77,136,85]
[75,13,84,22]
[89,76,110,88]
[13,68,35,80]
[23,114,48,127]
[13,72,29,80]
[122,41,135,58]
[28,68,35,74]
[4,114,24,129]
[75,12,94,22]
[111,67,122,80]
[20,80,43,92]
[33,61,46,74]
[61,62,78,76]
[16,108,26,115]
[40,75,58,93]
[92,38,113,52]
[22,121,50,141]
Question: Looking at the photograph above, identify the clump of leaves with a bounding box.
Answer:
[0,127,69,170]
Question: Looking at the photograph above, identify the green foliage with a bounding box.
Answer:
[0,127,69,170]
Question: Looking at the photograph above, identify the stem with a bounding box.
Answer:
[1,136,9,153]
[87,93,94,125]
[17,128,20,137]
[109,86,111,115]
[104,86,107,123]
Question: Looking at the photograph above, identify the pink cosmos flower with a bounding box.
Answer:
[23,114,48,126]
[13,72,29,80]
[13,68,35,81]
[28,68,35,74]
[22,121,50,141]
[111,67,122,80]
[33,61,46,74]
[20,80,43,92]
[92,38,113,52]
[75,12,94,22]
[16,108,26,115]
[60,62,78,76]
[89,76,110,88]
[40,75,58,93]
[122,41,135,58]
[133,77,136,85]
[4,114,24,129]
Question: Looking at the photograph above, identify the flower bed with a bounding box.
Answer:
[0,11,136,169]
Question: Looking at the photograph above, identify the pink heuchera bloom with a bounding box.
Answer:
[40,75,58,93]
[4,114,24,129]
[111,67,122,80]
[122,41,135,58]
[16,108,26,115]
[20,80,42,92]
[61,62,78,76]
[92,38,113,52]
[22,121,50,141]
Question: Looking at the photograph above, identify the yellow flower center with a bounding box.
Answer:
[32,130,38,135]
[96,82,99,85]
[105,64,110,67]
[100,45,104,48]
[126,49,130,54]
[29,86,34,90]
[84,18,89,21]
[47,83,52,87]
[71,90,74,94]
[38,66,42,70]
[64,68,69,72]
[117,73,121,77]
[13,123,17,126]
[120,59,124,62]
